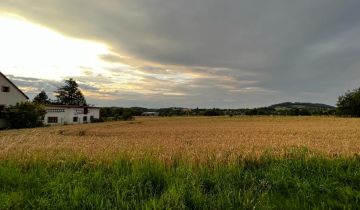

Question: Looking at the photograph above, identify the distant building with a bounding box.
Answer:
[44,105,100,125]
[182,108,192,112]
[141,112,159,116]
[0,72,29,128]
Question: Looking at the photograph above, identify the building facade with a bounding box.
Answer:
[141,112,159,116]
[0,72,29,109]
[0,72,29,128]
[44,105,100,125]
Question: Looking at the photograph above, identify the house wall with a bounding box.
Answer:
[44,107,100,125]
[141,112,159,116]
[0,74,28,106]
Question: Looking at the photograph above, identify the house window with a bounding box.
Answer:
[73,117,78,122]
[83,116,87,122]
[1,86,10,92]
[47,109,65,113]
[47,117,58,123]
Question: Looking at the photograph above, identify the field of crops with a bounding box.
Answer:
[1,116,360,162]
[1,116,360,209]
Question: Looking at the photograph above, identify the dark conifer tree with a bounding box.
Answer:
[54,78,87,105]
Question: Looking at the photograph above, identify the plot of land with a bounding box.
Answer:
[1,116,360,161]
[2,116,360,209]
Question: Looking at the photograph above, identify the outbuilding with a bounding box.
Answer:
[141,112,159,116]
[44,105,100,125]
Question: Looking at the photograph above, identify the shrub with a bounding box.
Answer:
[1,102,46,129]
[203,109,221,116]
[90,117,104,123]
[337,87,360,117]
[122,108,134,121]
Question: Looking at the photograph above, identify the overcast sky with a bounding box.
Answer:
[1,0,360,108]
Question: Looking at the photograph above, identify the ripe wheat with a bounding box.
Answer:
[1,116,360,162]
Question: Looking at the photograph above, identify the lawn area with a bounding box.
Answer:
[1,152,360,209]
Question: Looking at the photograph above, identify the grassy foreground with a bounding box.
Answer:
[1,151,360,209]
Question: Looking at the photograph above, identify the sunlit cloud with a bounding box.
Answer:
[228,87,278,94]
[0,12,289,108]
[0,13,111,80]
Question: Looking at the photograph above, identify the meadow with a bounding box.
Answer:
[1,116,360,209]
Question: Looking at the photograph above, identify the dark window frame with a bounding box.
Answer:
[73,117,78,122]
[47,117,58,123]
[1,86,10,92]
[83,116,88,122]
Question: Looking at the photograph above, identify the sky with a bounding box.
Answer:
[1,0,360,108]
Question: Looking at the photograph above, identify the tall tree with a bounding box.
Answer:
[33,90,50,104]
[337,87,360,117]
[54,78,87,105]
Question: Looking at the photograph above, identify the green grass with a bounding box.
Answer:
[1,152,360,209]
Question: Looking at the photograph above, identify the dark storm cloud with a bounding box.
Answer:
[2,0,360,107]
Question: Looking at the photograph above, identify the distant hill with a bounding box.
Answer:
[268,102,335,110]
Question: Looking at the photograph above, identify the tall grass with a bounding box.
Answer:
[1,151,360,209]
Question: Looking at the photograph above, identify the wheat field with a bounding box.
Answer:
[1,116,360,162]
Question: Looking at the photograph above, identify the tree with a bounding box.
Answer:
[54,78,87,105]
[122,108,134,121]
[33,90,50,104]
[203,109,222,116]
[2,102,46,129]
[337,87,360,117]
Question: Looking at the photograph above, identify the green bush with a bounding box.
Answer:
[1,102,46,129]
[337,87,360,117]
[99,107,134,121]
[203,109,222,116]
[122,109,134,121]
[90,117,104,123]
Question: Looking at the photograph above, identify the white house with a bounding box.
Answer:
[0,72,29,109]
[0,72,29,128]
[44,105,100,125]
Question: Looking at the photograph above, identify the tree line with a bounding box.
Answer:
[100,88,360,119]
[100,106,335,119]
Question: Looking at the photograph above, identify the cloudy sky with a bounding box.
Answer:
[1,0,360,108]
